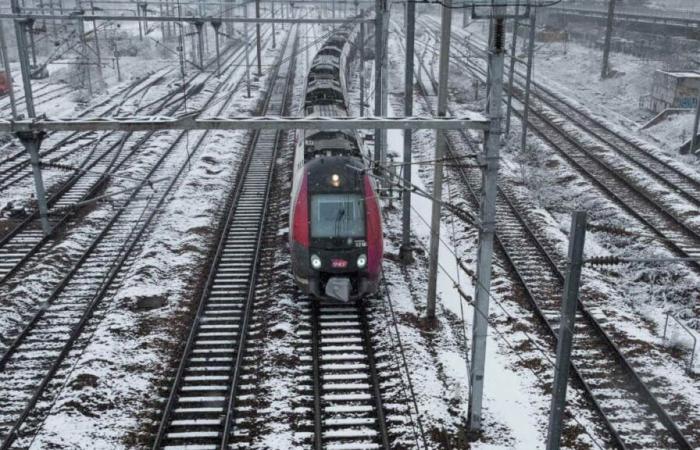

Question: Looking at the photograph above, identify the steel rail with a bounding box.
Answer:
[0,68,173,189]
[309,300,392,450]
[447,23,700,214]
[151,25,295,449]
[219,27,297,450]
[424,19,700,270]
[0,28,271,448]
[444,39,696,450]
[0,40,253,288]
[405,23,694,450]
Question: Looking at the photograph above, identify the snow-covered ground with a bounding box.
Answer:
[0,4,698,449]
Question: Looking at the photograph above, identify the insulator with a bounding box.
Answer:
[494,18,505,51]
[586,256,623,266]
[587,223,636,237]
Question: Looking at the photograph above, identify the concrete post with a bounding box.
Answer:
[0,19,18,118]
[255,0,262,75]
[13,16,36,117]
[195,20,204,68]
[521,10,536,153]
[426,0,452,320]
[18,131,51,235]
[690,96,700,155]
[546,211,587,450]
[78,17,92,96]
[212,19,222,77]
[601,0,616,79]
[400,0,415,264]
[243,1,251,97]
[468,8,506,432]
[27,19,37,66]
[505,3,519,134]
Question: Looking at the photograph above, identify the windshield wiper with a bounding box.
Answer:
[333,208,346,238]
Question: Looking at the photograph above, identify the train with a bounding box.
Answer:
[0,71,10,96]
[289,21,383,302]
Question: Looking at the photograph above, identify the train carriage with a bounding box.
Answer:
[290,20,382,302]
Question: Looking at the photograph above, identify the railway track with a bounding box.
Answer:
[151,28,297,450]
[0,39,260,286]
[421,20,700,267]
[0,82,72,115]
[0,68,175,190]
[400,24,698,449]
[304,299,391,450]
[0,29,280,449]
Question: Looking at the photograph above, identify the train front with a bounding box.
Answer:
[290,156,382,302]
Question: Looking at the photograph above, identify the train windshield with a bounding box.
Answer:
[310,194,365,239]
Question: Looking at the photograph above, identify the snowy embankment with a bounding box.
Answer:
[377,30,611,449]
[21,27,286,448]
[435,14,700,439]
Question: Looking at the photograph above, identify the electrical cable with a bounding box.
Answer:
[446,175,471,382]
[404,202,608,450]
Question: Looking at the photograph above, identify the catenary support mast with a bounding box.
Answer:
[425,0,452,320]
[400,0,415,263]
[468,3,506,432]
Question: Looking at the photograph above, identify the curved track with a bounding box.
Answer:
[402,24,697,450]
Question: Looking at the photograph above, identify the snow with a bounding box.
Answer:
[0,5,698,450]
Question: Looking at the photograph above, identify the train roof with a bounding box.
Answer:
[305,104,348,118]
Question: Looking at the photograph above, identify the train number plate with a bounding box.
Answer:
[331,259,348,268]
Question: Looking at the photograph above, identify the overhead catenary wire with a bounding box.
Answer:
[405,201,608,450]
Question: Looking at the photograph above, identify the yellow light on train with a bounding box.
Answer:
[331,174,341,187]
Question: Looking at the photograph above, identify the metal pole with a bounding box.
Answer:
[159,0,164,38]
[425,0,452,320]
[142,2,148,34]
[212,19,221,77]
[114,46,121,81]
[505,3,519,134]
[359,16,365,116]
[255,0,262,75]
[400,0,415,264]
[373,0,383,167]
[380,2,389,173]
[546,211,587,450]
[137,2,143,40]
[27,19,37,66]
[243,1,251,97]
[196,20,204,67]
[463,0,468,28]
[78,17,92,96]
[601,0,616,79]
[271,0,276,48]
[0,19,18,118]
[520,10,535,153]
[18,131,51,235]
[89,1,103,85]
[14,17,36,117]
[690,96,700,155]
[468,7,506,432]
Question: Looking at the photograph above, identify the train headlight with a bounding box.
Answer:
[357,254,367,269]
[331,174,341,187]
[311,254,322,270]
